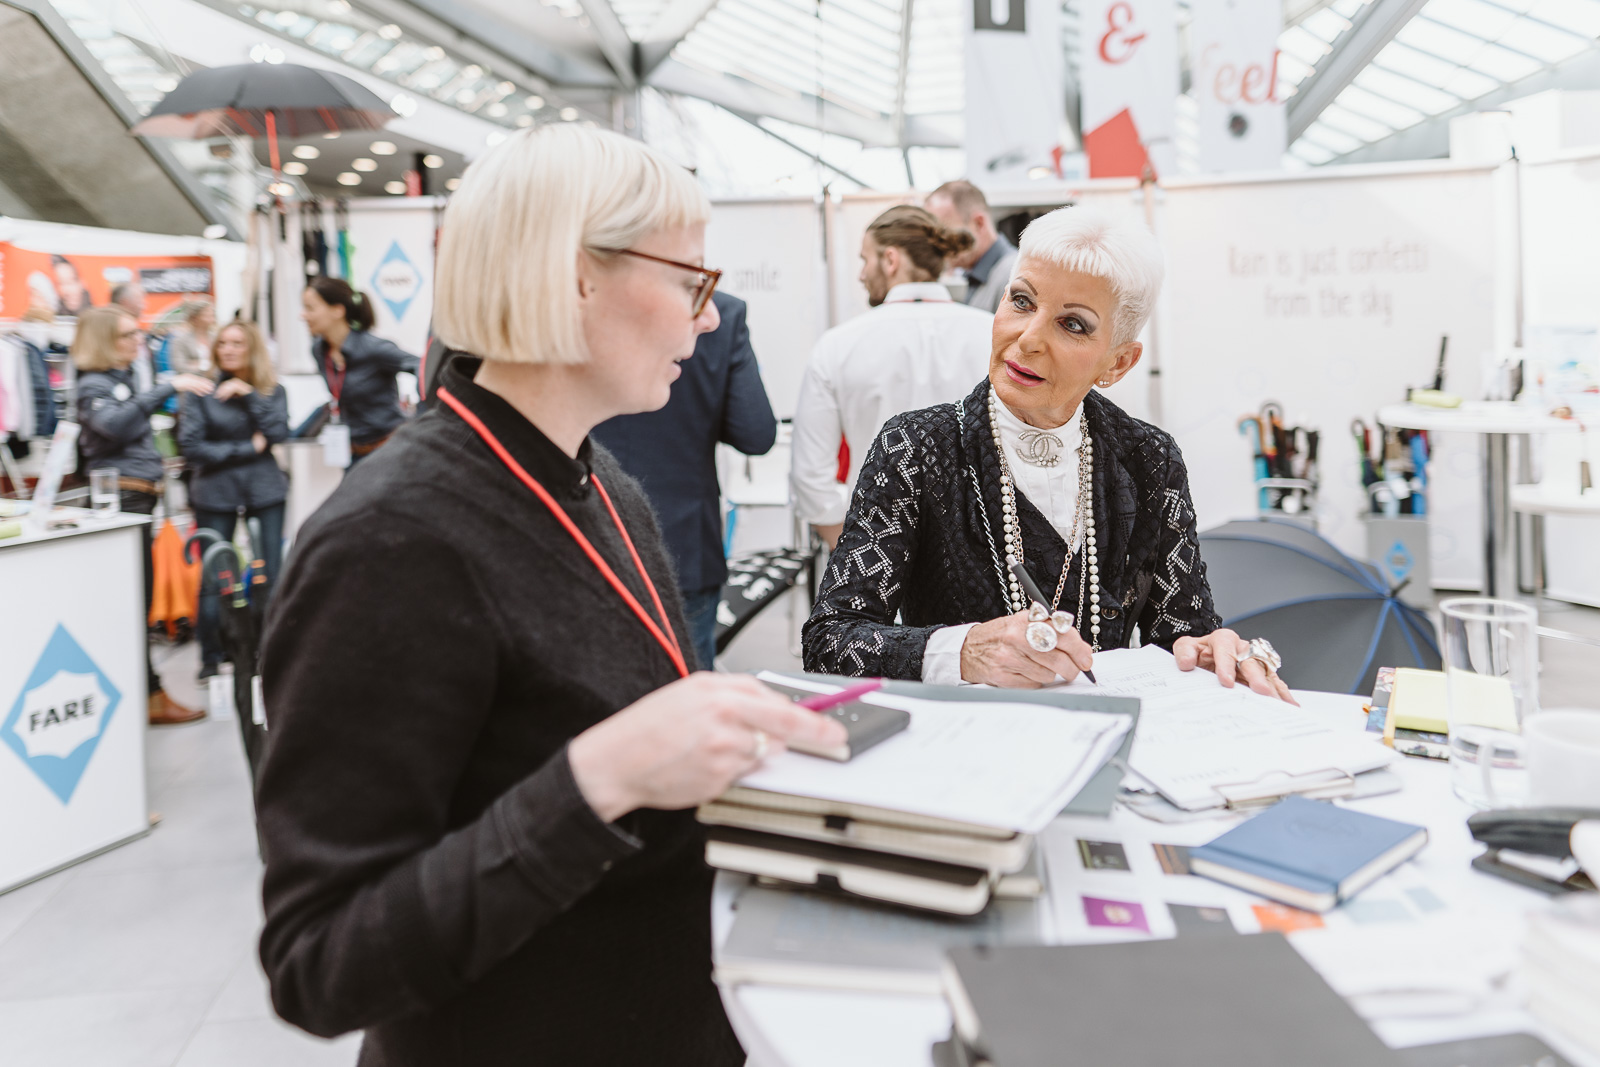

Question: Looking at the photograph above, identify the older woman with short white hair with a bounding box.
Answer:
[255,125,842,1065]
[804,205,1293,701]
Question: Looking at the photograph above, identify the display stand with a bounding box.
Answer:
[0,512,151,892]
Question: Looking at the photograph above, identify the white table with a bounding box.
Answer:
[713,690,1598,1067]
[1378,402,1580,598]
[0,511,152,892]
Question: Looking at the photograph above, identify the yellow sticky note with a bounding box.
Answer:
[1391,667,1517,733]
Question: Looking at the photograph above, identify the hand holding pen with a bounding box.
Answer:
[951,559,1098,688]
[1007,559,1099,685]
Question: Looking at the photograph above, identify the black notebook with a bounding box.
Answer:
[943,934,1399,1067]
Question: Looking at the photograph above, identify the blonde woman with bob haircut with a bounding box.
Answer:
[74,306,214,725]
[255,124,841,1066]
[177,319,289,683]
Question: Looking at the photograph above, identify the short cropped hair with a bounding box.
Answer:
[927,179,991,221]
[434,125,711,365]
[71,306,134,373]
[1017,205,1163,347]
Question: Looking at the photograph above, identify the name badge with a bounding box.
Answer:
[112,383,132,401]
[319,423,352,469]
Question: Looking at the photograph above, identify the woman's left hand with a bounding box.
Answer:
[1173,629,1298,705]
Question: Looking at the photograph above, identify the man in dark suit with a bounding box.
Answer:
[593,290,777,669]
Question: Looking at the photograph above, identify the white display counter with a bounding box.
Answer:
[0,511,151,892]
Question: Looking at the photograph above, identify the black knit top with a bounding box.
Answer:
[802,379,1222,680]
[256,356,741,1066]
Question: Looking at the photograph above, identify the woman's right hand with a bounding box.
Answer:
[251,432,269,453]
[959,610,1095,688]
[171,373,215,396]
[567,673,848,822]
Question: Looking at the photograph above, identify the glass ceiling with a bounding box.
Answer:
[1279,0,1600,165]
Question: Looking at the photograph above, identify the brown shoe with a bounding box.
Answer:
[148,690,205,726]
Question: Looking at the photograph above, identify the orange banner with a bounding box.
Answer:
[0,243,213,326]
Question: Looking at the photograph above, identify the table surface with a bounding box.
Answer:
[1378,401,1586,435]
[712,690,1599,1067]
[0,508,148,551]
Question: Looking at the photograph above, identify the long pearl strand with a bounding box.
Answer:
[989,388,1101,650]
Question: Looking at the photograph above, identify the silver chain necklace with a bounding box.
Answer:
[989,387,1101,651]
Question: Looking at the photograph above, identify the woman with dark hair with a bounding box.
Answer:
[178,319,290,681]
[301,277,418,466]
[73,306,215,724]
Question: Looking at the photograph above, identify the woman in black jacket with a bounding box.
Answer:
[73,306,215,724]
[256,125,842,1065]
[178,319,290,681]
[301,277,418,466]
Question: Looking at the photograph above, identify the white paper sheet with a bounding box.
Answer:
[1070,647,1397,811]
[742,674,1131,834]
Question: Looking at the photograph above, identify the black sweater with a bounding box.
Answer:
[75,368,174,483]
[312,330,419,445]
[178,378,291,511]
[256,357,741,1066]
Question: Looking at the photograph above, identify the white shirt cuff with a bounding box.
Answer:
[921,624,977,685]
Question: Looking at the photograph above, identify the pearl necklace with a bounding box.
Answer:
[989,387,1101,650]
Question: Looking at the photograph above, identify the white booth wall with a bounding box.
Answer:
[712,162,1516,591]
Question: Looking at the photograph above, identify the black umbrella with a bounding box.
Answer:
[1198,518,1440,695]
[131,62,394,183]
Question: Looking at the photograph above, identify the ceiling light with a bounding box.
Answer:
[462,64,482,78]
[337,172,361,186]
[425,46,445,60]
[559,107,578,121]
[525,94,544,109]
[385,180,407,194]
[326,0,350,11]
[497,81,515,94]
[369,140,397,155]
[351,157,377,171]
[390,93,417,117]
[153,75,177,92]
[329,34,355,50]
[377,23,402,39]
[275,10,298,26]
[283,161,309,175]
[486,102,507,117]
[322,130,341,139]
[455,88,476,105]
[445,177,461,191]
[292,144,320,159]
[516,115,533,127]
[267,181,295,196]
[422,153,443,168]
[203,224,228,239]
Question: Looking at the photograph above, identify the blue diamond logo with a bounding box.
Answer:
[369,239,422,323]
[2,624,122,803]
[1383,540,1415,585]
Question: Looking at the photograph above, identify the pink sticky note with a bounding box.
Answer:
[1083,896,1150,933]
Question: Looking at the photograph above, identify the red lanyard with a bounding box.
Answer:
[323,347,346,415]
[436,386,689,679]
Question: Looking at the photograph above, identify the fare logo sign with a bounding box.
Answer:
[3,624,122,803]
[370,239,423,323]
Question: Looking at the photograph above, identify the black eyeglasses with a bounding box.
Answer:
[615,249,722,317]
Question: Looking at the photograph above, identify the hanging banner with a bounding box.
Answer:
[0,243,212,323]
[1190,0,1286,172]
[963,0,1068,192]
[1077,0,1179,178]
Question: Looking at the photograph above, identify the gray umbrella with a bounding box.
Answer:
[1199,519,1440,695]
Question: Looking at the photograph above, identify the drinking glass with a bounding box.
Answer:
[1440,597,1538,808]
[89,468,120,516]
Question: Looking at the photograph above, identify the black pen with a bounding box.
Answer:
[1007,558,1098,684]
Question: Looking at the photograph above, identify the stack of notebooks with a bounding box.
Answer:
[1523,893,1600,1057]
[700,673,1137,915]
[934,934,1401,1066]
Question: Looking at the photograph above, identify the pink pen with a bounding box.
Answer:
[798,679,884,712]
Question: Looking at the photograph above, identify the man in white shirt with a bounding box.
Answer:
[791,205,995,548]
[925,180,1020,314]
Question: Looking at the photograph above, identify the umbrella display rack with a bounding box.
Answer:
[1240,402,1321,526]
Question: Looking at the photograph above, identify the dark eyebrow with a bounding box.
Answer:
[1060,303,1098,315]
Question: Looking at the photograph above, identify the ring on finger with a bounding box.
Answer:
[749,729,769,763]
[1243,637,1282,676]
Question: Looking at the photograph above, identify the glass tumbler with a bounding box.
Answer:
[1440,597,1538,809]
[89,467,120,516]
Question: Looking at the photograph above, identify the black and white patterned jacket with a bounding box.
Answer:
[801,379,1222,680]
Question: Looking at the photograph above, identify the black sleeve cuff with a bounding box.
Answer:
[495,744,642,904]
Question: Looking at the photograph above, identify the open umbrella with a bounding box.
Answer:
[1199,518,1440,696]
[131,62,394,185]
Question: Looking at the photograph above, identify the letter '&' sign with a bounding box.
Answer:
[1098,2,1146,64]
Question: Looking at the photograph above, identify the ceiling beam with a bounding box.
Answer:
[725,108,877,188]
[370,0,620,88]
[1325,43,1600,165]
[637,0,726,77]
[648,57,958,147]
[575,0,640,87]
[1286,0,1432,142]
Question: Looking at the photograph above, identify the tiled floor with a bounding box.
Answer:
[1,550,1595,1065]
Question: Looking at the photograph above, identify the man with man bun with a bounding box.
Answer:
[925,179,1020,313]
[791,205,993,548]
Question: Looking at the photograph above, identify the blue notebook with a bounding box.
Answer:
[1190,795,1428,912]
